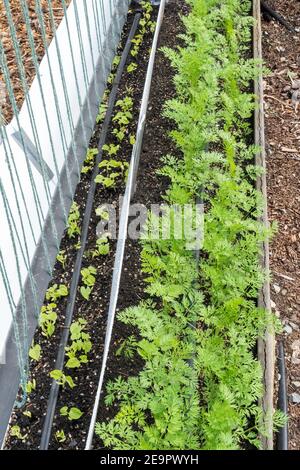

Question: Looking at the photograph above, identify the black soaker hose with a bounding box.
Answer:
[39,13,141,450]
[261,1,295,33]
[277,341,288,450]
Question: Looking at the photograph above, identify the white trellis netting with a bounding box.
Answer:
[0,0,130,438]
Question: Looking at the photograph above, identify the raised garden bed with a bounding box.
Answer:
[2,0,290,451]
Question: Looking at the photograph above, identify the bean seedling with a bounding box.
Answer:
[80,266,97,300]
[127,62,137,73]
[60,406,83,421]
[57,250,67,269]
[50,370,76,389]
[39,303,57,338]
[65,318,92,369]
[29,343,41,362]
[67,202,81,239]
[46,284,68,302]
[10,425,27,441]
[55,429,66,443]
[25,379,36,395]
[81,148,98,174]
[95,159,129,189]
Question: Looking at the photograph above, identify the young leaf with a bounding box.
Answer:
[80,286,92,301]
[60,406,68,417]
[66,357,81,369]
[29,344,41,362]
[69,407,83,421]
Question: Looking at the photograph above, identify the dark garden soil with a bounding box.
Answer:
[0,0,72,124]
[262,0,300,451]
[5,0,188,450]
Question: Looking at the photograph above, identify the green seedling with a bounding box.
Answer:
[131,34,143,57]
[89,236,110,259]
[81,148,98,174]
[112,110,132,126]
[29,343,41,362]
[125,85,134,95]
[55,429,66,443]
[60,406,83,421]
[108,96,134,143]
[95,206,109,220]
[116,335,138,359]
[127,62,137,73]
[80,286,92,301]
[116,96,133,111]
[65,318,92,369]
[80,273,94,299]
[148,20,156,33]
[96,102,108,124]
[102,143,120,157]
[57,250,67,269]
[39,303,57,338]
[112,55,121,68]
[94,236,110,257]
[112,128,125,142]
[67,202,81,239]
[74,241,81,250]
[50,370,75,389]
[95,160,129,189]
[26,379,36,395]
[131,46,139,57]
[46,284,68,302]
[81,266,97,287]
[70,318,88,340]
[107,72,114,85]
[10,425,27,441]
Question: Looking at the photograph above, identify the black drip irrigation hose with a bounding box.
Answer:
[277,341,288,450]
[261,1,296,33]
[39,13,141,450]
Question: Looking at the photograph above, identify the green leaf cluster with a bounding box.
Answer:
[39,302,57,338]
[80,266,97,300]
[60,406,83,421]
[65,318,92,368]
[81,148,98,174]
[67,202,81,239]
[46,283,68,302]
